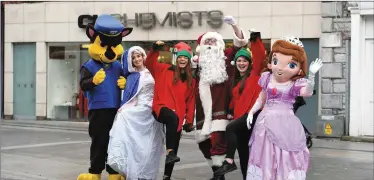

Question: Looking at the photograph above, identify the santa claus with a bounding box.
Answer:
[194,16,248,180]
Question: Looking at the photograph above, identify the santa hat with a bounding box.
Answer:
[231,48,252,65]
[195,33,206,54]
[195,31,225,53]
[201,32,225,50]
[172,42,193,65]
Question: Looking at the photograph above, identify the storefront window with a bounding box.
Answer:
[47,43,87,120]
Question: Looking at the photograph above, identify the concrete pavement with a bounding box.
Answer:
[2,119,374,143]
[1,121,374,180]
[0,119,197,139]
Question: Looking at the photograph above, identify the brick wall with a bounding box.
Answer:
[320,2,350,125]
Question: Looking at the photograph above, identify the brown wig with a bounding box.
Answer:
[262,40,308,81]
[173,59,193,87]
[233,56,252,95]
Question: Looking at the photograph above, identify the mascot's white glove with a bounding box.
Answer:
[246,98,263,129]
[309,58,323,74]
[305,58,323,94]
[223,16,237,25]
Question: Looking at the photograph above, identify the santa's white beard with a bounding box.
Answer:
[198,45,228,85]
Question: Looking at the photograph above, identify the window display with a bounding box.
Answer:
[47,43,84,120]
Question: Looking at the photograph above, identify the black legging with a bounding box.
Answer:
[163,131,182,178]
[225,110,261,179]
[153,107,179,150]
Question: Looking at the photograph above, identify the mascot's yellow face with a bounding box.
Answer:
[86,24,132,63]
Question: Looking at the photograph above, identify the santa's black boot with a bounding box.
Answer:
[214,160,238,176]
[210,166,225,180]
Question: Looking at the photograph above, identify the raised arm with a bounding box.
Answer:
[223,16,248,48]
[144,41,169,77]
[299,58,323,97]
[249,31,267,76]
[223,16,249,77]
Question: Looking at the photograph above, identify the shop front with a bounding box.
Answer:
[3,1,322,121]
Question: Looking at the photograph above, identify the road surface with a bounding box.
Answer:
[1,125,373,180]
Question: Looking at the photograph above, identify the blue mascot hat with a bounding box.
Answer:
[94,14,124,36]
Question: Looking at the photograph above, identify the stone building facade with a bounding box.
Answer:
[320,1,351,135]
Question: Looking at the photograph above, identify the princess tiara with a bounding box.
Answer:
[281,36,304,48]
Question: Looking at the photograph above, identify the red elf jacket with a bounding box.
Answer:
[229,36,267,119]
[145,48,196,132]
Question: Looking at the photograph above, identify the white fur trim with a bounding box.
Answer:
[191,55,199,68]
[206,159,213,167]
[195,45,200,53]
[200,32,225,51]
[212,155,226,166]
[233,28,249,47]
[127,46,147,73]
[211,119,230,132]
[195,130,211,143]
[192,55,199,62]
[248,28,256,33]
[199,82,213,136]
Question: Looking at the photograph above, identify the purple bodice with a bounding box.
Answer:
[264,83,296,111]
[251,72,309,151]
[259,71,309,111]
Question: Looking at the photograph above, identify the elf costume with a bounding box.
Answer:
[214,31,267,179]
[145,41,196,180]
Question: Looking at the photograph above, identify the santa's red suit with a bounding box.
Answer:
[194,30,248,174]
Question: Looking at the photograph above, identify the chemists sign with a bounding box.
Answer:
[78,10,224,30]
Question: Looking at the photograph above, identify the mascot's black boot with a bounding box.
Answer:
[210,166,225,180]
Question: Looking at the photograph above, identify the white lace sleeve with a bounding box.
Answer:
[136,71,155,107]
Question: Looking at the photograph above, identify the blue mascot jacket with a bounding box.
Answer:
[82,59,122,110]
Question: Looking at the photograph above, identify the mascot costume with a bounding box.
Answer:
[78,14,132,180]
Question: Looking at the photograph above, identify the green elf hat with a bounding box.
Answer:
[176,50,192,60]
[231,48,252,65]
[172,42,193,65]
